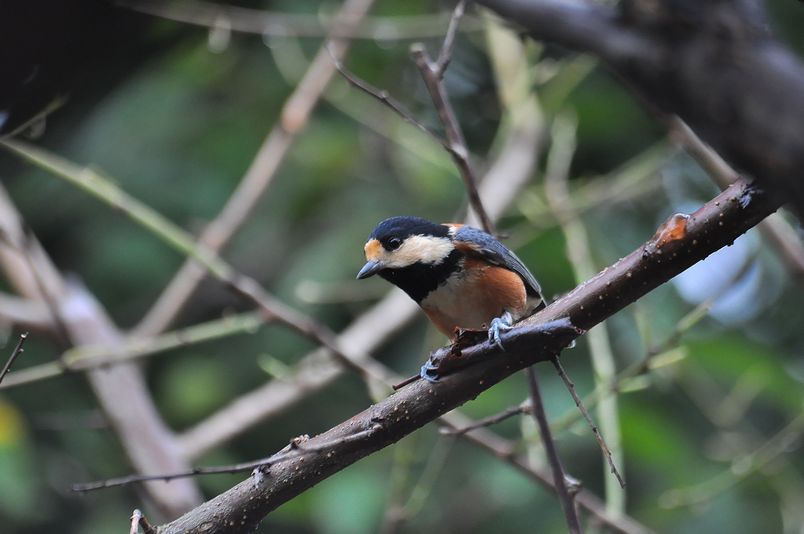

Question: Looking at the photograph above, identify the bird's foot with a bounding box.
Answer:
[420,330,480,383]
[420,359,442,383]
[488,311,514,351]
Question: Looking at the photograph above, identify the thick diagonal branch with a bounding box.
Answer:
[157,178,778,533]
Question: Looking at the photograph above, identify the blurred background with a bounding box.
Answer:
[0,0,803,532]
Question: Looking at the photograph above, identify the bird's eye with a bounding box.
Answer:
[388,237,402,250]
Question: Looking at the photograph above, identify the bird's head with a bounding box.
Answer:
[356,216,454,280]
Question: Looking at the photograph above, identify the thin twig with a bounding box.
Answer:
[451,419,653,534]
[543,113,626,509]
[0,331,28,385]
[328,3,495,234]
[392,373,420,390]
[551,356,626,488]
[410,44,496,235]
[73,424,382,493]
[670,117,804,281]
[440,402,528,435]
[435,0,467,77]
[0,185,203,515]
[177,118,544,457]
[327,45,448,148]
[660,410,804,509]
[133,0,377,337]
[0,312,264,390]
[525,365,583,534]
[548,298,714,437]
[0,140,391,388]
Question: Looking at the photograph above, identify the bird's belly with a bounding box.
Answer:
[421,285,494,334]
[420,263,527,338]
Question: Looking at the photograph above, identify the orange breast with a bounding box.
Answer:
[421,258,528,339]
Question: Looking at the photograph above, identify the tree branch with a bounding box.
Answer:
[478,0,804,216]
[411,42,496,234]
[439,402,527,435]
[551,356,625,488]
[0,312,265,390]
[156,177,778,532]
[177,105,545,458]
[0,331,28,385]
[0,186,203,516]
[525,365,582,534]
[132,0,377,337]
[453,421,653,534]
[669,117,804,282]
[155,320,579,533]
[0,293,53,331]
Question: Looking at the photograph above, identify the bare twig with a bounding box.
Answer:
[410,43,496,234]
[0,186,203,516]
[660,411,804,508]
[451,421,654,534]
[0,312,264,390]
[329,2,495,234]
[435,0,466,77]
[544,114,626,510]
[525,365,583,534]
[669,117,804,281]
[440,402,528,435]
[551,356,626,488]
[139,512,156,534]
[548,299,714,438]
[74,424,383,492]
[328,45,448,147]
[0,139,392,388]
[478,0,804,214]
[130,509,155,534]
[133,0,377,337]
[0,331,28,385]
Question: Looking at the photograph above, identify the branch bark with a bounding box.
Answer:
[0,185,202,518]
[478,0,804,216]
[525,365,582,534]
[176,109,544,458]
[157,177,778,532]
[133,0,377,337]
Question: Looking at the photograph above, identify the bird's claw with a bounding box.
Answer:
[488,312,513,351]
[420,359,441,383]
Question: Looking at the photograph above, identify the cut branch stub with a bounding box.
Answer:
[529,180,774,331]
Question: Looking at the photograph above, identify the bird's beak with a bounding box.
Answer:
[356,260,384,279]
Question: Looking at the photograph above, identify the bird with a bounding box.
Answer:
[357,216,545,380]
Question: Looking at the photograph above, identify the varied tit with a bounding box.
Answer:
[357,216,545,358]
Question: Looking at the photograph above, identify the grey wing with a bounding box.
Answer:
[453,226,543,298]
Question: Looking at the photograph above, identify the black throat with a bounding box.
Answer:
[379,249,462,303]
